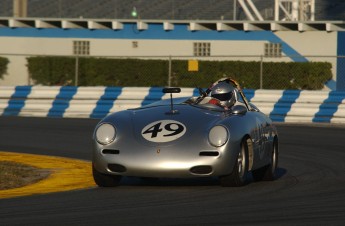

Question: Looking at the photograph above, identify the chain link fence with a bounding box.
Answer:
[0,0,275,20]
[2,0,345,21]
[0,53,343,90]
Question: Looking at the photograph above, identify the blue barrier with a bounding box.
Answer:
[141,87,167,106]
[2,86,32,116]
[1,86,345,123]
[90,87,123,119]
[47,86,78,117]
[243,89,255,102]
[269,90,302,122]
[313,91,345,123]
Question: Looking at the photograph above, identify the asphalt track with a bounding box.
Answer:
[0,117,345,225]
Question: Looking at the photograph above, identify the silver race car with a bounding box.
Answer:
[92,78,278,187]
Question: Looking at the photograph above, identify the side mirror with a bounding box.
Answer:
[162,87,181,94]
[231,105,247,115]
[162,87,181,114]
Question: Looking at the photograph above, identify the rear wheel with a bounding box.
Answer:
[252,138,279,181]
[92,165,122,187]
[220,139,249,187]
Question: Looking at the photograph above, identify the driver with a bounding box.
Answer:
[208,81,236,110]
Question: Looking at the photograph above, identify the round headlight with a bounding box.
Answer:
[95,123,116,145]
[209,125,229,147]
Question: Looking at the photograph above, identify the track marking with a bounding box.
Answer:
[0,151,95,199]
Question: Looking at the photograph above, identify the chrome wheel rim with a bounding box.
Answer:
[237,146,246,177]
[271,143,278,174]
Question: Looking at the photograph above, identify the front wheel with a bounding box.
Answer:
[92,165,122,187]
[252,138,279,181]
[220,138,249,187]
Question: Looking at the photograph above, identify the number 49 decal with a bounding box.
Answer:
[141,120,186,142]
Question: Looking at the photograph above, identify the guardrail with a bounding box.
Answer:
[1,86,345,123]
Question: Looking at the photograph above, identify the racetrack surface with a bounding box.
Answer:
[0,117,345,225]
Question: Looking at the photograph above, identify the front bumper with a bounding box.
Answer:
[92,142,239,178]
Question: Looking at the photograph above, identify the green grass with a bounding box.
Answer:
[0,161,50,190]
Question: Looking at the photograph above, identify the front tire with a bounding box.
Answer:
[252,138,279,181]
[220,138,249,187]
[92,165,122,187]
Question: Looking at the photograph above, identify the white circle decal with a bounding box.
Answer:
[142,120,186,142]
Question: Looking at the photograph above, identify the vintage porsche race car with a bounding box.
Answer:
[92,78,278,187]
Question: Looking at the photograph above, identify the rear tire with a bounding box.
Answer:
[252,138,278,181]
[92,165,122,187]
[220,139,249,187]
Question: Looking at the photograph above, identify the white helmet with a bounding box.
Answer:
[210,82,236,108]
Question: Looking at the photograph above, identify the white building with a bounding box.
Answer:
[0,17,345,90]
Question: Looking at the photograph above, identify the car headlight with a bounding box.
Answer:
[95,123,116,145]
[209,125,228,147]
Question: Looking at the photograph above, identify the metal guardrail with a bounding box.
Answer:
[1,86,345,123]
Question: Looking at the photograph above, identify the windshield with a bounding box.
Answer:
[134,96,226,112]
[183,96,227,112]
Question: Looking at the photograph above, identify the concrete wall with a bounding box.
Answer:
[275,31,338,89]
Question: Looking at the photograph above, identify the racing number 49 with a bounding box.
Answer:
[142,122,184,138]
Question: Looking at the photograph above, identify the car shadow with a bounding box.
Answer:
[116,167,288,187]
[120,176,220,186]
[275,167,287,180]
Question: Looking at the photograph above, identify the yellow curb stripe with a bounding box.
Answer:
[0,151,96,199]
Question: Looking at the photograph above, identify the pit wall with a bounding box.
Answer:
[1,86,345,123]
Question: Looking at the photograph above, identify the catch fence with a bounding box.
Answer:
[0,53,343,90]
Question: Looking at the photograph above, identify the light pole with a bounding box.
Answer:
[233,0,237,20]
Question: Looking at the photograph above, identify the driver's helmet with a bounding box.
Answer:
[210,82,236,108]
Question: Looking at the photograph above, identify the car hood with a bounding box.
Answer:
[104,103,229,147]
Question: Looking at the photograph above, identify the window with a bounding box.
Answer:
[193,42,211,56]
[264,43,282,57]
[73,40,90,55]
[132,41,138,48]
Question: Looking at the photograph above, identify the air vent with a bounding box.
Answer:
[199,151,219,157]
[108,164,126,173]
[190,165,212,175]
[102,149,120,155]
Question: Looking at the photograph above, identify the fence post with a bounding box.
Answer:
[260,55,263,89]
[75,55,79,86]
[168,55,172,87]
